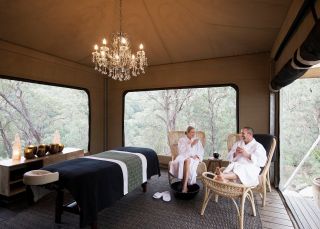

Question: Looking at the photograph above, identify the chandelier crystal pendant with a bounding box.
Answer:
[92,0,147,81]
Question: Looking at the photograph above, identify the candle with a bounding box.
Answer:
[53,130,61,144]
[12,133,22,161]
[12,149,21,161]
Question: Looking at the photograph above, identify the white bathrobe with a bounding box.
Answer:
[169,136,204,185]
[224,138,267,187]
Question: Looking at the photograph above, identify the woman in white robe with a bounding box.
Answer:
[169,126,204,193]
[216,127,267,187]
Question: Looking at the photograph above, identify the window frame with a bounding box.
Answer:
[122,83,240,147]
[0,75,91,151]
[270,92,281,188]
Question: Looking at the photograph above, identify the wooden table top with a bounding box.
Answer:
[0,147,83,167]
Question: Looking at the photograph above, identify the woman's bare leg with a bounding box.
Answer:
[182,158,191,193]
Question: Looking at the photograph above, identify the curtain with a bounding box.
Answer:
[270,19,320,91]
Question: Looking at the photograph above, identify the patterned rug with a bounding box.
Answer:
[0,171,262,229]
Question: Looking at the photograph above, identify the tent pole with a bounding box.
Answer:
[281,135,320,191]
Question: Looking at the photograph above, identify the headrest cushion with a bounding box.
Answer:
[23,170,59,186]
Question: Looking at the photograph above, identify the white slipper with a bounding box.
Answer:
[153,192,164,199]
[162,191,171,202]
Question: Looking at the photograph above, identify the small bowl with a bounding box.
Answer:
[25,145,37,155]
[49,144,60,154]
[37,144,48,157]
[24,148,35,159]
[170,181,200,200]
[213,153,220,159]
[58,144,64,152]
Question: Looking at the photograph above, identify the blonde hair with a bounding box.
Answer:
[185,126,195,135]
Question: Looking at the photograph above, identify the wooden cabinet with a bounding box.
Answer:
[0,148,84,197]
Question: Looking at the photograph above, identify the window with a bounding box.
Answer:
[124,86,238,158]
[0,77,90,160]
[279,78,320,193]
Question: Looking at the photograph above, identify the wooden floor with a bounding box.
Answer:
[256,188,295,229]
[283,191,320,229]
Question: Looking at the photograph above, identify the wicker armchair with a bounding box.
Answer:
[201,172,256,229]
[168,131,207,184]
[227,133,242,151]
[226,133,277,206]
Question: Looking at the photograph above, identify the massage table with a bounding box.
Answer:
[24,147,160,229]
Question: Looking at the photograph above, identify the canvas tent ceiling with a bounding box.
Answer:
[0,0,292,66]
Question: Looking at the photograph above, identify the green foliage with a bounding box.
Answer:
[280,78,320,191]
[0,79,89,159]
[124,87,237,158]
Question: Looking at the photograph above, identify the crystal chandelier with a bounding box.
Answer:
[92,0,147,81]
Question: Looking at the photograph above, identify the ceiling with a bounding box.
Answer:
[0,0,292,67]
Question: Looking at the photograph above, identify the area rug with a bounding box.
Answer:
[0,171,262,229]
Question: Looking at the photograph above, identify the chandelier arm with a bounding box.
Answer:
[120,0,122,34]
[119,0,122,55]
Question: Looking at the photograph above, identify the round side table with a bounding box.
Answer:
[207,157,222,172]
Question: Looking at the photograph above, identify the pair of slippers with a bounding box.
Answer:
[153,191,171,202]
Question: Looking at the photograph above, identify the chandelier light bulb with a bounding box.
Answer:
[139,44,144,50]
[94,44,99,50]
[132,54,135,59]
[102,38,107,45]
[121,37,127,44]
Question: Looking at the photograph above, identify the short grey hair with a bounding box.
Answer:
[242,127,254,135]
